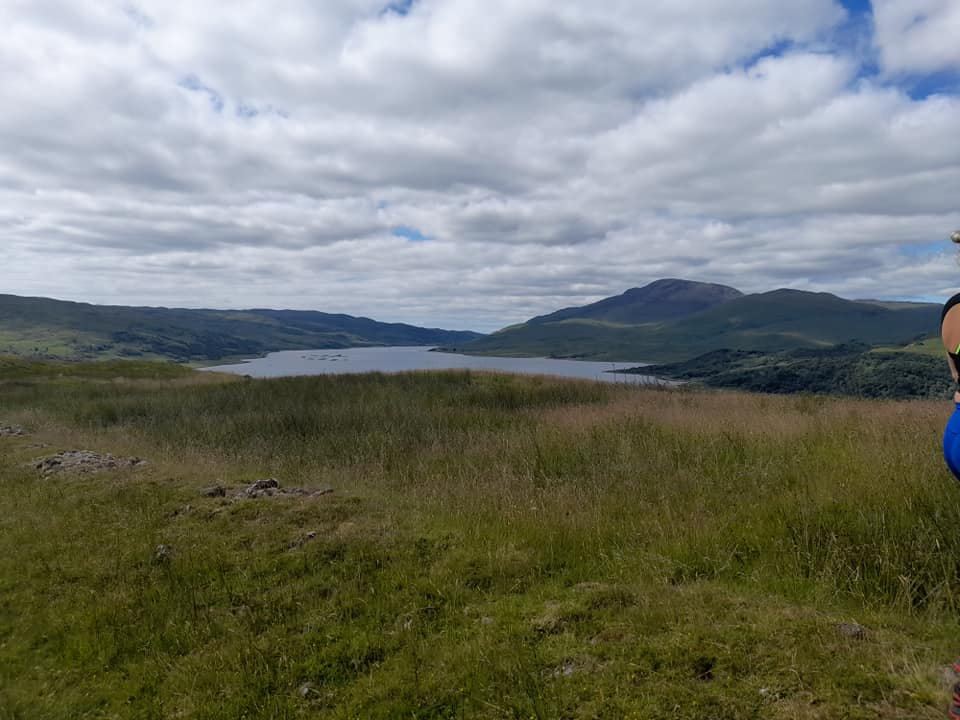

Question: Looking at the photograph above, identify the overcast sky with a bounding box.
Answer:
[3,0,960,331]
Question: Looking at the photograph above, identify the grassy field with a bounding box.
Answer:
[3,362,960,718]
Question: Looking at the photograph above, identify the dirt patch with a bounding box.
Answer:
[35,450,146,476]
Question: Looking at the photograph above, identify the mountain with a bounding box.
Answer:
[445,281,941,363]
[0,294,482,363]
[529,278,743,325]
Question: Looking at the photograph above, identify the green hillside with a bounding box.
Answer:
[451,283,940,363]
[0,294,482,363]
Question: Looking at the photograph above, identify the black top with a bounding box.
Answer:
[942,292,960,324]
[943,293,960,379]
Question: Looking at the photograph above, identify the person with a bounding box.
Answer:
[942,229,960,720]
[943,230,960,482]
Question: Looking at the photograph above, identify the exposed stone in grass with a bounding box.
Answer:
[200,485,226,498]
[549,656,600,678]
[289,531,319,549]
[837,621,868,639]
[0,425,26,437]
[241,478,280,497]
[35,450,146,476]
[153,544,174,563]
[234,478,334,500]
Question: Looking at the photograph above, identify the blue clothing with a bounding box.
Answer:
[944,403,960,482]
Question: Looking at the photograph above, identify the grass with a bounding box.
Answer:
[2,362,960,718]
[879,337,946,357]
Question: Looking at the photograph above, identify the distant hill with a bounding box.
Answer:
[528,278,743,325]
[0,294,482,363]
[445,280,940,362]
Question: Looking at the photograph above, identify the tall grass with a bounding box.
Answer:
[1,367,958,718]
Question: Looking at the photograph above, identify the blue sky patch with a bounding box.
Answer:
[743,38,794,68]
[381,0,416,17]
[178,74,224,113]
[393,225,430,242]
[838,0,872,17]
[901,69,960,100]
[899,240,950,258]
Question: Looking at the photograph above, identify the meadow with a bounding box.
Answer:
[2,363,960,718]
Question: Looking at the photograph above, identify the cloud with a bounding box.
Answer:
[2,0,959,332]
[873,0,960,75]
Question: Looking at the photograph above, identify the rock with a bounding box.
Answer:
[250,478,280,492]
[289,531,319,549]
[837,622,868,639]
[170,505,193,517]
[235,478,334,500]
[200,485,226,498]
[0,425,26,437]
[154,544,174,562]
[238,478,280,498]
[35,450,146,476]
[548,656,598,679]
[298,682,314,699]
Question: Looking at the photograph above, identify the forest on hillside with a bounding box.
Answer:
[634,344,953,400]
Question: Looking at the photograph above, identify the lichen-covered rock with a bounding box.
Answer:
[837,621,868,639]
[35,450,146,476]
[235,478,333,500]
[154,544,174,562]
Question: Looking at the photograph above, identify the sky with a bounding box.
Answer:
[3,0,960,332]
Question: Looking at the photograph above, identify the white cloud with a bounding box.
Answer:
[1,1,959,332]
[873,0,960,74]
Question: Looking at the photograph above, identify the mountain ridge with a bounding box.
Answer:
[0,293,482,363]
[448,280,941,363]
[528,278,743,325]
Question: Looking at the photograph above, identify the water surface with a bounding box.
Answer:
[203,346,663,384]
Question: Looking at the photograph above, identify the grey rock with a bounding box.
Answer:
[35,450,146,476]
[154,544,174,562]
[0,425,26,437]
[289,531,319,549]
[235,478,334,500]
[238,478,280,498]
[298,682,315,699]
[200,485,226,498]
[837,622,868,639]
